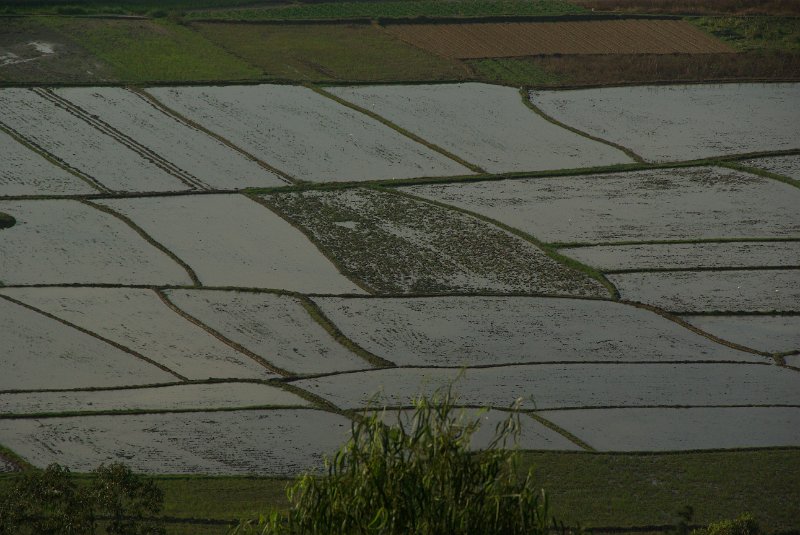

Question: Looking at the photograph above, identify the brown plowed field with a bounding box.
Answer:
[385,20,735,59]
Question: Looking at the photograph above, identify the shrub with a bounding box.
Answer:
[692,514,760,535]
[231,388,563,535]
[0,463,165,535]
[0,212,15,230]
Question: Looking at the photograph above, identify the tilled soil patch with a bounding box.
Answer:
[385,20,734,59]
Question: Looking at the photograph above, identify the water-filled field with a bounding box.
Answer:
[0,82,798,475]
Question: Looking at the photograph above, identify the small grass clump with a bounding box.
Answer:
[0,213,15,230]
[232,389,559,535]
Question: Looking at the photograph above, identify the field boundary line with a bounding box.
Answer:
[0,445,32,472]
[0,404,318,421]
[526,412,595,451]
[619,299,779,359]
[34,88,210,191]
[720,160,800,190]
[378,186,619,298]
[521,88,645,163]
[297,295,396,368]
[552,236,800,248]
[604,265,800,274]
[310,85,486,173]
[130,87,298,185]
[243,192,377,294]
[0,293,188,381]
[154,289,292,377]
[0,120,110,193]
[80,199,202,286]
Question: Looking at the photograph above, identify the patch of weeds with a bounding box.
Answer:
[0,213,15,230]
[468,57,565,86]
[262,188,605,296]
[690,16,800,52]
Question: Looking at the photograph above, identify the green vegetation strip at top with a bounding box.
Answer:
[186,1,586,21]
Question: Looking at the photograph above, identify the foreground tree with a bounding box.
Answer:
[0,462,164,535]
[232,388,561,535]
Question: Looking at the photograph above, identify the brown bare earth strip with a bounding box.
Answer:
[386,20,735,59]
[80,199,202,286]
[0,293,188,381]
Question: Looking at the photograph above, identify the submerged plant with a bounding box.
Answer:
[232,387,561,534]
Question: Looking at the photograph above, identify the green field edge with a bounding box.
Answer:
[604,265,800,274]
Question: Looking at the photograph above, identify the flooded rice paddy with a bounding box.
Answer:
[0,82,798,474]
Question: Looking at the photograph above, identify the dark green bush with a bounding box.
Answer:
[692,514,760,535]
[0,213,15,230]
[232,388,562,535]
[0,463,164,535]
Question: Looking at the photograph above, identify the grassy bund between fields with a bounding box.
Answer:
[1,1,799,534]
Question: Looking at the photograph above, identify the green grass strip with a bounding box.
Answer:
[720,160,800,190]
[310,85,486,173]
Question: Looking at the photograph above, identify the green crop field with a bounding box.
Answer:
[193,22,469,82]
[36,18,262,82]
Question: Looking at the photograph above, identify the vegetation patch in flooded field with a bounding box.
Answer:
[263,188,607,296]
[611,269,800,313]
